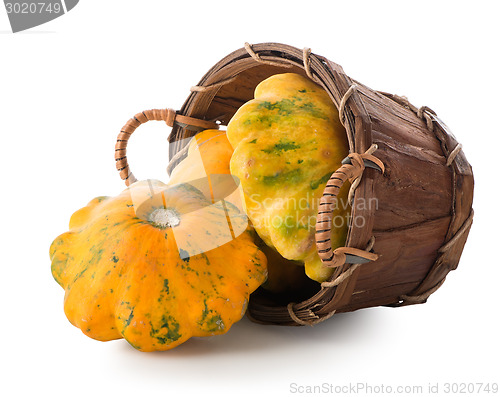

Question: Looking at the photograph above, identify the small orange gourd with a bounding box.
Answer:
[51,179,267,351]
[169,129,242,207]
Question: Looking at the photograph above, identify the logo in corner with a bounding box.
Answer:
[4,0,79,33]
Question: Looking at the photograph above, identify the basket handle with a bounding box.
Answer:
[315,146,385,267]
[115,109,219,186]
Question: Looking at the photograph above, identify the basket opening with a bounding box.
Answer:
[203,64,307,127]
[187,65,353,297]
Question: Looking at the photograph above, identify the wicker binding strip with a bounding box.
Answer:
[116,43,474,326]
[115,109,219,186]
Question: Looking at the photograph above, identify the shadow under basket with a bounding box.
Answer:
[117,43,474,326]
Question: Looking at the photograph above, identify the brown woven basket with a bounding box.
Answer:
[115,42,474,326]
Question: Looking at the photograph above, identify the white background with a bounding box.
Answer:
[1,1,499,396]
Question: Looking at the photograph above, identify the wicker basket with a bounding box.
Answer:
[115,42,474,326]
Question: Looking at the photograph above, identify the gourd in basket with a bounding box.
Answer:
[226,72,351,283]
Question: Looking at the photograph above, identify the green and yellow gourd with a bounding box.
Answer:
[50,177,267,351]
[227,73,350,282]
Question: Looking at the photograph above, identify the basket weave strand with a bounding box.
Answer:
[115,109,219,186]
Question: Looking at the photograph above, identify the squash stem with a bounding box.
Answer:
[149,208,181,229]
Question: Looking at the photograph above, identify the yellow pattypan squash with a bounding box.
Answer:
[227,73,350,282]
